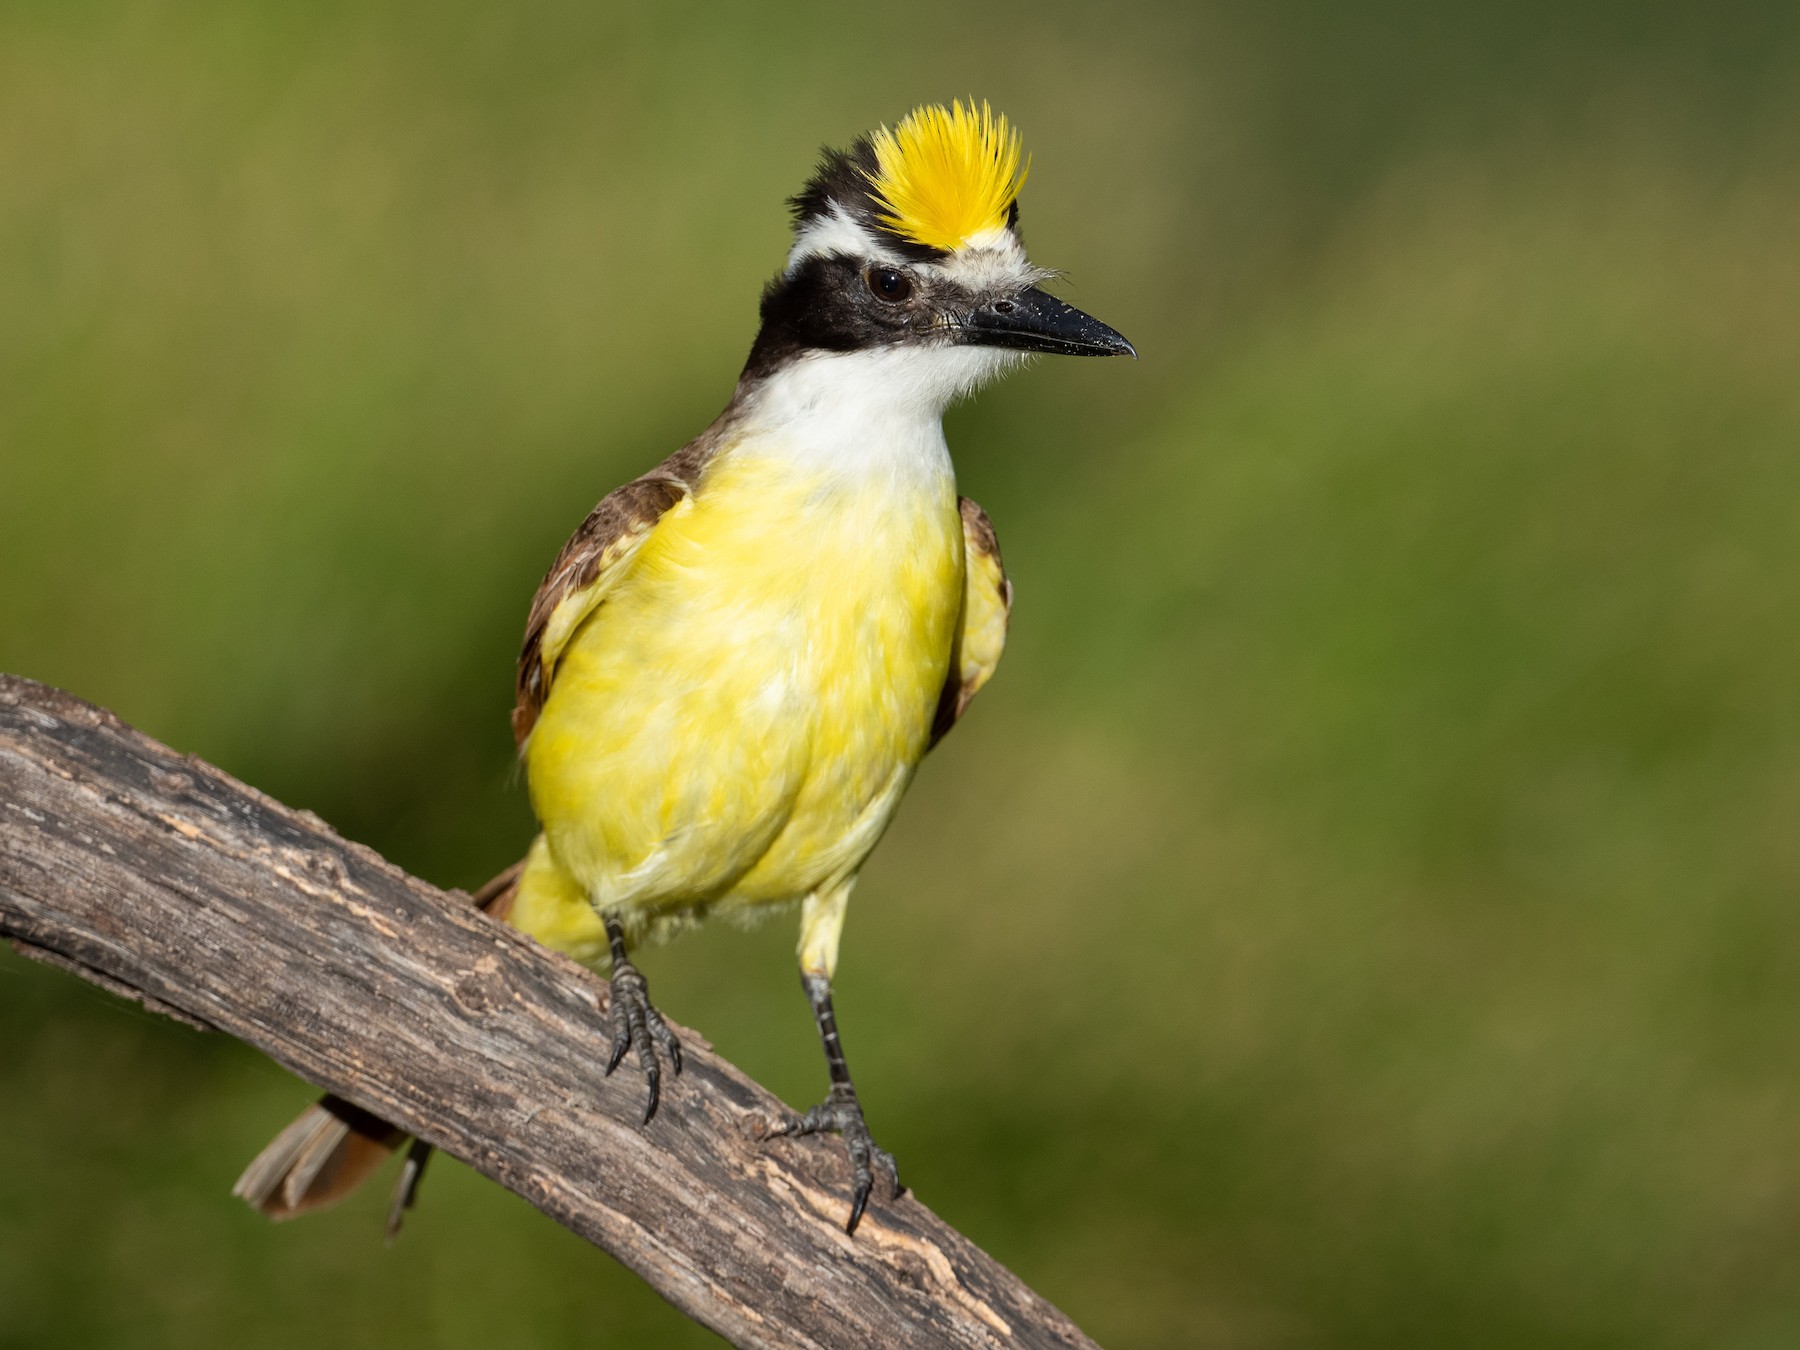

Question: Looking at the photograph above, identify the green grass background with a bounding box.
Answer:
[6,2,1800,1345]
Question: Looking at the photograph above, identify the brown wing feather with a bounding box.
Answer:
[512,473,688,745]
[931,496,1013,747]
[511,425,734,745]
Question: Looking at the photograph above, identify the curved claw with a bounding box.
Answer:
[764,1085,899,1235]
[842,1118,898,1234]
[641,1063,661,1126]
[846,1174,873,1235]
[604,1024,630,1077]
[603,957,681,1125]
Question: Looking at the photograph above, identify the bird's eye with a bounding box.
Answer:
[866,267,913,303]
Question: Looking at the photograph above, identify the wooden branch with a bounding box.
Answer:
[0,676,1098,1350]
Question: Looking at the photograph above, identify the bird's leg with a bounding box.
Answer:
[768,972,902,1234]
[384,1137,433,1244]
[601,912,682,1124]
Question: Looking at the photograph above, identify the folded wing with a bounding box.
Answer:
[512,469,696,746]
[930,496,1012,748]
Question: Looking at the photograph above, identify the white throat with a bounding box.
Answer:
[733,345,1020,480]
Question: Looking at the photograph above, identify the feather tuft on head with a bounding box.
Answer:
[863,100,1028,254]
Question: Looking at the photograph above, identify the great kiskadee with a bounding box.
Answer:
[235,100,1133,1238]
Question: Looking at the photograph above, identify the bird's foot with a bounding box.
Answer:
[766,1082,902,1234]
[603,957,682,1124]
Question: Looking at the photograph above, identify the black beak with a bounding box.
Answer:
[959,286,1136,358]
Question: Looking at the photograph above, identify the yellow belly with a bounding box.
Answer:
[519,450,962,950]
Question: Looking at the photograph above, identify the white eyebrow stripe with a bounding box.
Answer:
[935,236,1047,291]
[785,204,908,273]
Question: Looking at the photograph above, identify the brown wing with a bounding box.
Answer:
[930,496,1014,748]
[512,469,693,746]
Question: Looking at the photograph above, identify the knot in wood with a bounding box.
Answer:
[290,848,349,889]
[453,958,506,1016]
[149,767,193,796]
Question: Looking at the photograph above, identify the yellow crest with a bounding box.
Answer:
[865,100,1029,253]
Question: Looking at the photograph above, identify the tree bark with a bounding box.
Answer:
[0,675,1098,1350]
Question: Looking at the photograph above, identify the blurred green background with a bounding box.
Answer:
[5,2,1800,1346]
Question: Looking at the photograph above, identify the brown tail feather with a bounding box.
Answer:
[470,859,523,924]
[234,861,524,1227]
[232,1095,404,1219]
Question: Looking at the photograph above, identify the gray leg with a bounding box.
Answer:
[768,973,902,1234]
[384,1137,433,1243]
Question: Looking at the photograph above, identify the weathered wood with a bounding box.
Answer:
[0,675,1098,1350]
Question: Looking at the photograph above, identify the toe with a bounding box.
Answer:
[626,1011,661,1122]
[763,1109,808,1140]
[873,1144,904,1198]
[843,1124,877,1233]
[756,1092,899,1233]
[645,1006,683,1075]
[770,1103,826,1138]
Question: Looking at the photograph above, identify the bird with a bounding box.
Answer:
[233,98,1133,1239]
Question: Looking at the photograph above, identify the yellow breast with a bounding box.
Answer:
[523,448,963,922]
